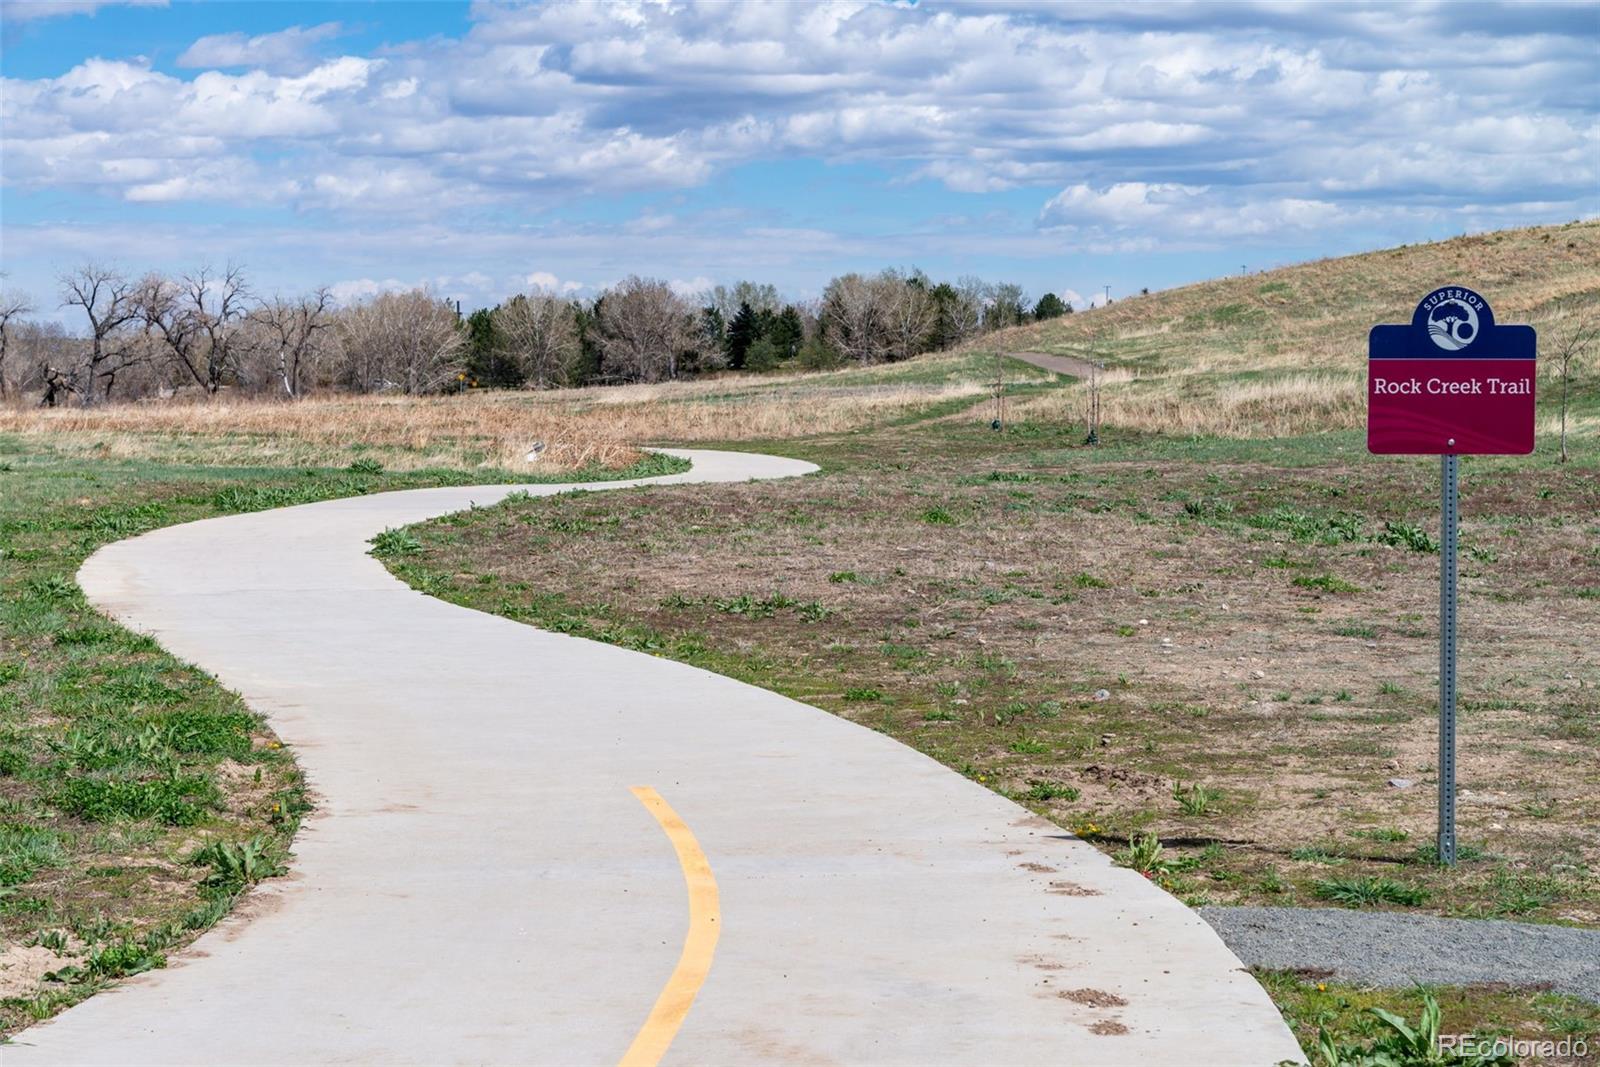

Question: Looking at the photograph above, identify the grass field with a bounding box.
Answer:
[390,419,1600,925]
[0,350,1044,473]
[1261,971,1598,1065]
[1,221,1596,1054]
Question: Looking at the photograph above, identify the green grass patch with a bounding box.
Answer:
[1313,876,1430,907]
[1293,574,1361,594]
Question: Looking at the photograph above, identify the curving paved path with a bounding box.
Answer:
[11,449,1303,1066]
[1007,351,1098,378]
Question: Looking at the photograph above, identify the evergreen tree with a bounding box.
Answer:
[985,283,1029,330]
[1033,293,1069,321]
[699,305,726,355]
[770,305,804,359]
[725,300,757,369]
[745,335,784,371]
[755,306,777,341]
[928,282,961,349]
[462,306,523,388]
[798,335,844,370]
[571,298,604,385]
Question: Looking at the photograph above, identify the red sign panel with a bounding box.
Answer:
[1368,287,1536,455]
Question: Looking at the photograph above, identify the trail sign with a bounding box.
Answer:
[1368,287,1536,454]
[1368,288,1536,866]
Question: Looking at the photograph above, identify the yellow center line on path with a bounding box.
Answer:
[619,786,722,1067]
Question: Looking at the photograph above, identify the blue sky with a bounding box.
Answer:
[2,0,1597,320]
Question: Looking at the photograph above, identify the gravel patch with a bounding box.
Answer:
[1202,906,1600,1004]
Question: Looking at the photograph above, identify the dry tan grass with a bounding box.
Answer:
[983,220,1600,376]
[1017,372,1364,438]
[1,394,636,472]
[8,222,1592,456]
[539,380,986,440]
[978,220,1600,438]
[0,375,986,471]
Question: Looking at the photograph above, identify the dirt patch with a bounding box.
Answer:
[1081,765,1166,790]
[1061,987,1130,1008]
[0,945,82,998]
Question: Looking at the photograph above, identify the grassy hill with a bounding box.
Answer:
[973,219,1600,439]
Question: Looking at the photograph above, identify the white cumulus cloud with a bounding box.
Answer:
[176,22,343,74]
[1,1,1595,307]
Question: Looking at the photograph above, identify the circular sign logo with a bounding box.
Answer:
[1427,297,1479,351]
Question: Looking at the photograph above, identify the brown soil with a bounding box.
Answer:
[397,406,1600,923]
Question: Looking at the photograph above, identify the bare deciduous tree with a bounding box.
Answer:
[59,265,144,405]
[493,293,580,388]
[137,273,206,392]
[984,282,1029,330]
[0,289,36,399]
[12,320,72,401]
[951,276,989,341]
[884,270,936,362]
[1552,314,1598,463]
[820,273,890,364]
[253,288,333,398]
[595,277,698,382]
[184,265,251,393]
[336,289,464,394]
[822,270,940,364]
[709,281,781,322]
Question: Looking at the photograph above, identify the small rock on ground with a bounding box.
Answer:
[1201,906,1600,1004]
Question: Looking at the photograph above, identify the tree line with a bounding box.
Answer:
[0,264,1072,405]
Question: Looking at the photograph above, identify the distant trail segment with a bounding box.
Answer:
[1009,350,1099,377]
[13,448,1303,1066]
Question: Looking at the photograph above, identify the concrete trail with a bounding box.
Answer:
[10,448,1303,1066]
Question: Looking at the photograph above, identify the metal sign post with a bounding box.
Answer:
[1368,286,1536,869]
[1437,454,1459,865]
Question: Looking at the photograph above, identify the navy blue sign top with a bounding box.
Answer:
[1370,286,1535,361]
